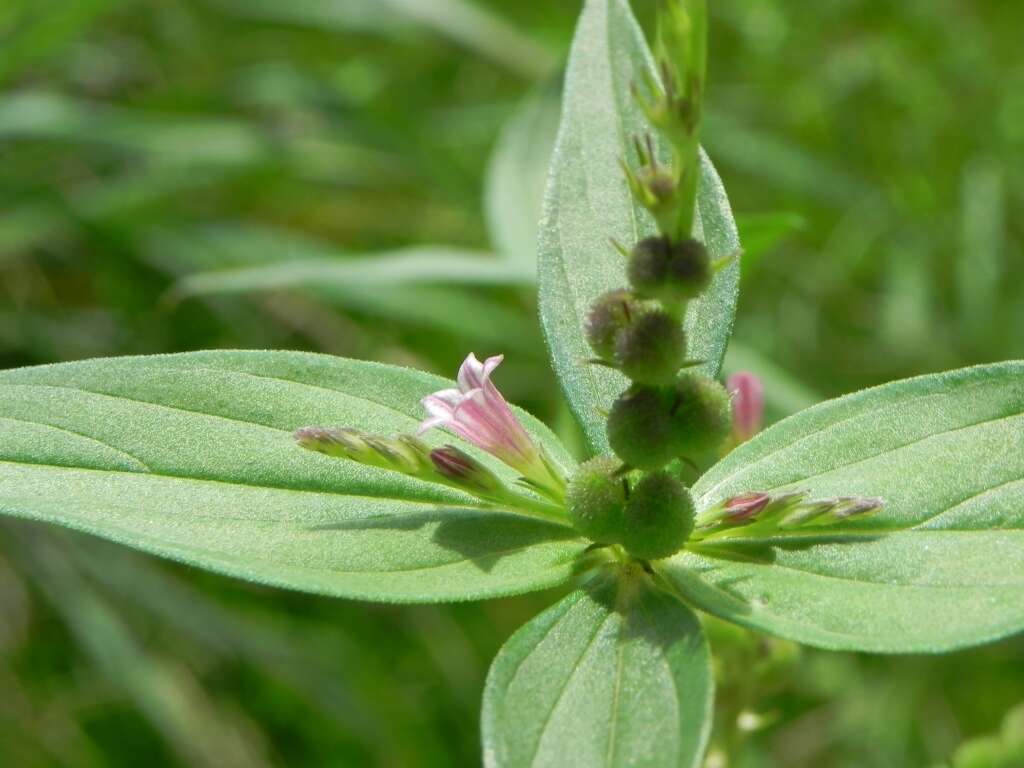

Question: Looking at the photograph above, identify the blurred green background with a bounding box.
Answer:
[1,0,1022,766]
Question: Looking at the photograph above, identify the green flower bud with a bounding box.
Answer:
[429,445,505,498]
[607,375,731,468]
[295,427,390,469]
[585,289,642,361]
[627,236,711,302]
[365,434,433,476]
[669,372,732,457]
[614,309,686,385]
[607,386,680,469]
[621,471,694,560]
[566,456,627,543]
[623,160,684,236]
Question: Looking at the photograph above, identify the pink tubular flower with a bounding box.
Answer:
[419,353,565,500]
[727,371,764,444]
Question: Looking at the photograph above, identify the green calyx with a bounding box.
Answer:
[565,459,695,562]
[627,236,711,303]
[606,373,731,470]
[668,371,732,457]
[621,471,695,560]
[566,456,627,543]
[585,289,686,385]
[584,289,643,361]
[607,386,680,469]
[614,309,687,385]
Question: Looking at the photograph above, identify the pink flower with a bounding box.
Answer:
[727,371,764,444]
[420,354,565,499]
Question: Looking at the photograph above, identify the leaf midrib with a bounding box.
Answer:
[0,458,477,508]
[528,610,615,768]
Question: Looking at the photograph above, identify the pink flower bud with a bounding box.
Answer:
[727,371,764,444]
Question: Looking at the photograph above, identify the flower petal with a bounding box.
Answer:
[456,352,487,391]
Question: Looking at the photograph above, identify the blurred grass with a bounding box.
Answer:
[1,0,1022,766]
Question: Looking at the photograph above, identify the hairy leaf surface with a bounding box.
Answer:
[664,362,1024,652]
[482,571,712,768]
[0,351,587,602]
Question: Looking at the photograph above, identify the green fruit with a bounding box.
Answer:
[566,456,627,543]
[584,290,641,361]
[628,236,711,302]
[607,386,679,469]
[614,309,686,385]
[670,373,732,456]
[621,471,695,560]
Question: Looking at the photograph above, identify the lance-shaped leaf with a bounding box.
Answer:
[485,82,561,268]
[0,351,589,602]
[662,362,1024,653]
[482,569,713,768]
[537,0,740,454]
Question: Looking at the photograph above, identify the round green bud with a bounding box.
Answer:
[585,290,641,361]
[566,456,627,543]
[637,165,676,201]
[670,373,732,457]
[607,386,679,469]
[627,236,711,302]
[614,309,686,385]
[621,471,694,560]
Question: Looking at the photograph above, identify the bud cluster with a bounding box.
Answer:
[692,490,884,541]
[566,0,724,562]
[566,458,695,561]
[294,426,564,521]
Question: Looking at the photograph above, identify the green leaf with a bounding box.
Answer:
[485,83,561,268]
[662,362,1024,652]
[211,0,556,80]
[160,225,533,297]
[0,351,589,602]
[538,0,740,454]
[173,246,533,295]
[0,90,267,167]
[482,568,713,768]
[156,224,538,348]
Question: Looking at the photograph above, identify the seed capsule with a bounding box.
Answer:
[669,372,732,457]
[585,289,643,362]
[566,456,627,543]
[607,386,680,469]
[621,471,695,560]
[628,236,711,303]
[614,309,686,385]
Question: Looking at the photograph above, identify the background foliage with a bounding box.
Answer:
[1,0,1022,765]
